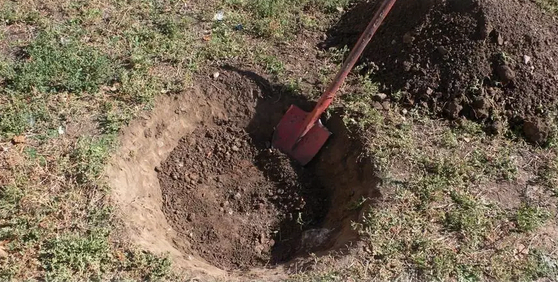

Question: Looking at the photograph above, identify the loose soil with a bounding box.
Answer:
[158,121,328,270]
[323,0,558,143]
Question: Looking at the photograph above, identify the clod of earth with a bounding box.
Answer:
[523,119,549,144]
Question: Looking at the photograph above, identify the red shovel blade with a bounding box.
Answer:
[272,105,331,165]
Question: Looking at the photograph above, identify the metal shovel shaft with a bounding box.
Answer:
[296,0,398,139]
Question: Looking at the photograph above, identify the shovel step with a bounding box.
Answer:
[272,105,331,165]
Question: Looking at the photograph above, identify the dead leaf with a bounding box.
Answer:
[12,135,25,144]
[0,246,8,259]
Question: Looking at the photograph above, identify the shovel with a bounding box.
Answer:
[272,0,398,165]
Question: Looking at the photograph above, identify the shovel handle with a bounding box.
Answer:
[298,0,397,138]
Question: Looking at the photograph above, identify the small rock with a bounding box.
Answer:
[372,102,383,110]
[496,65,515,84]
[426,87,434,96]
[220,201,229,207]
[187,213,195,222]
[171,173,178,180]
[478,19,492,40]
[335,6,344,12]
[212,72,220,79]
[403,32,415,44]
[437,46,449,56]
[228,209,233,215]
[372,93,387,101]
[154,166,162,172]
[190,173,199,181]
[496,33,504,45]
[176,162,184,168]
[381,101,391,110]
[231,145,240,152]
[523,55,531,64]
[234,192,242,200]
[523,119,549,144]
[213,11,224,21]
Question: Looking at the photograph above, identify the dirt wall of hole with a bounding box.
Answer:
[106,69,381,280]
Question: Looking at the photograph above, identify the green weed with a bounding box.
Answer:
[445,191,496,249]
[70,136,115,185]
[536,0,558,14]
[8,29,118,93]
[515,204,549,232]
[256,54,285,75]
[40,230,112,281]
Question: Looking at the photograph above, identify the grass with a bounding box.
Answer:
[515,204,550,232]
[8,28,118,93]
[0,0,347,280]
[323,84,557,281]
[0,0,199,279]
[537,0,558,14]
[1,0,557,281]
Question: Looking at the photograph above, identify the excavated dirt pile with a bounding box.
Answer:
[324,0,558,143]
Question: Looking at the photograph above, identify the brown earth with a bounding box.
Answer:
[158,120,329,270]
[106,66,382,276]
[323,0,558,144]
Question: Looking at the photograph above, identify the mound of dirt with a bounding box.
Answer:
[324,0,558,143]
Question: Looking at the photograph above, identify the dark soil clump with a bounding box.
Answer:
[323,0,558,142]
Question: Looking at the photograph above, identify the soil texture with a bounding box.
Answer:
[158,121,328,270]
[323,0,558,143]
